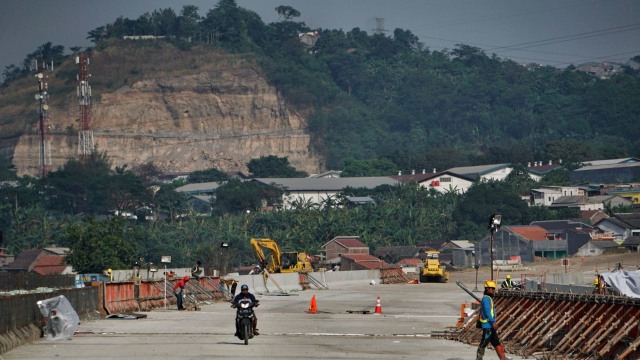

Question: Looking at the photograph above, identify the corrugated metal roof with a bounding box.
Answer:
[392,171,475,183]
[175,181,225,193]
[581,157,639,166]
[253,177,400,191]
[446,163,511,176]
[528,164,563,175]
[574,161,640,172]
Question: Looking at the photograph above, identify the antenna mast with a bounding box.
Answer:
[35,62,52,178]
[77,53,94,160]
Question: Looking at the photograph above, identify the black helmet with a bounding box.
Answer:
[241,284,249,291]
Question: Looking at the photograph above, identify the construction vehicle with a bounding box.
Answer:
[419,250,449,283]
[249,238,314,273]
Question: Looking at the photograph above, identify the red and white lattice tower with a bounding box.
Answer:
[35,62,52,178]
[76,53,94,160]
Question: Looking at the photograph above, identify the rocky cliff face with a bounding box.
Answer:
[11,67,323,177]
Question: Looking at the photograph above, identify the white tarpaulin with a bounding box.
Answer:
[600,270,640,299]
[36,295,80,340]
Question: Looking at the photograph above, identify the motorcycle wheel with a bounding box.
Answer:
[243,323,251,345]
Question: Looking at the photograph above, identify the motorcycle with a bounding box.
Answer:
[232,298,256,345]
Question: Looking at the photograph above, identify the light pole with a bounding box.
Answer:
[161,256,171,310]
[220,242,229,276]
[489,214,502,281]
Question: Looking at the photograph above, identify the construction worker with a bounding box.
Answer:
[191,260,203,279]
[476,280,508,360]
[593,275,600,294]
[501,275,514,289]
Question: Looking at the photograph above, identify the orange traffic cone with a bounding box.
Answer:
[374,296,383,314]
[308,295,317,314]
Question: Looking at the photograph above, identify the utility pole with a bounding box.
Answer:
[76,53,94,161]
[34,61,52,178]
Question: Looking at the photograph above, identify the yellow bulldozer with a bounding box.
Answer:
[249,238,314,274]
[419,250,449,283]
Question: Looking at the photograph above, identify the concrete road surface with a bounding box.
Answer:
[2,278,529,360]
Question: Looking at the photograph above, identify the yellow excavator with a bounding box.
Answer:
[419,250,449,283]
[249,238,314,273]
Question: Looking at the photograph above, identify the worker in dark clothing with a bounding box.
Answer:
[476,280,508,360]
[232,284,260,335]
[173,276,190,310]
[501,275,514,289]
[191,260,203,279]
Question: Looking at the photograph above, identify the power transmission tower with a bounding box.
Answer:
[34,61,52,178]
[76,53,94,160]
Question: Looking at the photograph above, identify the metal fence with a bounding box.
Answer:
[0,273,75,291]
[0,287,98,335]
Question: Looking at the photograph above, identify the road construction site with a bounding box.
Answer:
[2,252,639,360]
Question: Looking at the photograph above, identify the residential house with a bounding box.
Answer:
[339,253,392,271]
[530,186,581,206]
[4,247,71,274]
[622,236,640,252]
[526,160,563,181]
[579,210,609,225]
[570,162,640,184]
[607,189,640,205]
[475,225,566,265]
[594,213,640,242]
[253,177,400,210]
[531,220,599,255]
[0,248,14,267]
[298,31,320,48]
[575,240,624,257]
[175,181,225,214]
[549,195,631,211]
[392,171,474,194]
[373,246,426,264]
[321,236,369,264]
[446,163,513,182]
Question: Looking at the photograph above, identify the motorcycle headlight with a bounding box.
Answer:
[240,302,250,309]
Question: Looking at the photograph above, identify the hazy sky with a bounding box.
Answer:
[1,0,639,76]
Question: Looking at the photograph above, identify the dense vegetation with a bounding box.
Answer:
[1,0,638,271]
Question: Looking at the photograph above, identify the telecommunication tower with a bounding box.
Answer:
[374,18,387,35]
[34,62,52,178]
[76,53,94,160]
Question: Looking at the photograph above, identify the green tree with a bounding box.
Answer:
[213,179,262,214]
[187,168,229,183]
[340,158,397,177]
[247,155,307,177]
[65,217,138,273]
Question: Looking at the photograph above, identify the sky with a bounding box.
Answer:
[0,0,639,76]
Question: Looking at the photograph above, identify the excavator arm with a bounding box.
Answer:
[249,238,283,274]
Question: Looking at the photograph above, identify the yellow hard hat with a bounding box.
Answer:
[506,275,511,279]
[594,278,599,285]
[484,280,497,289]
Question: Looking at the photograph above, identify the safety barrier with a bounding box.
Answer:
[447,291,640,359]
[0,287,99,354]
[100,277,226,314]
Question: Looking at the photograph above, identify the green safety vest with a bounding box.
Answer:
[478,295,495,324]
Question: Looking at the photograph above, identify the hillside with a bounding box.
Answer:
[1,1,640,177]
[0,40,322,176]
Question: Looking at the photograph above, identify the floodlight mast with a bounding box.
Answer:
[489,214,502,281]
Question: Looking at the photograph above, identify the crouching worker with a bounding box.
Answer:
[476,280,508,360]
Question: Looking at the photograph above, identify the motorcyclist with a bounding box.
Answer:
[232,284,260,335]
